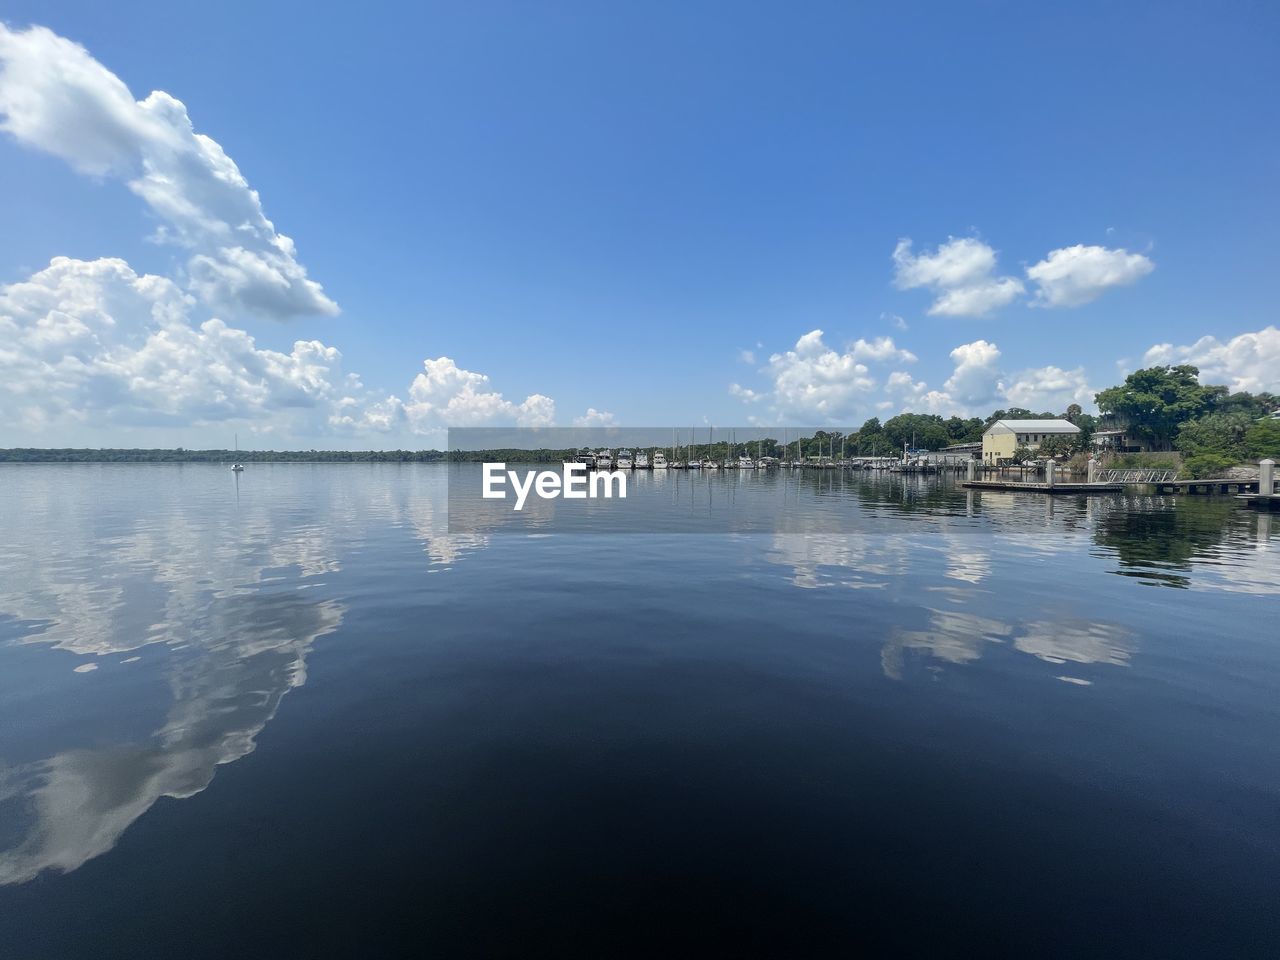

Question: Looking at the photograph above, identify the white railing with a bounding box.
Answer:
[1099,469,1177,484]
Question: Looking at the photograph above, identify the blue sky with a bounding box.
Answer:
[1,2,1277,447]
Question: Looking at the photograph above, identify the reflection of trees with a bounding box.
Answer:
[1092,496,1243,588]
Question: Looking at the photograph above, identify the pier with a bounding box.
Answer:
[1236,460,1279,509]
[962,480,1124,494]
[960,458,1121,494]
[1155,478,1263,495]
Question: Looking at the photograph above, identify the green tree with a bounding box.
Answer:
[1175,411,1252,461]
[1094,365,1219,451]
[1245,418,1280,460]
[883,413,949,451]
[1037,434,1080,458]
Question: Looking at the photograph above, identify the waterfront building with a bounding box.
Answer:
[982,419,1080,463]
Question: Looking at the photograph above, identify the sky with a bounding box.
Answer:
[1,1,1277,448]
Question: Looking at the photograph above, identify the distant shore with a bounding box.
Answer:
[0,448,584,464]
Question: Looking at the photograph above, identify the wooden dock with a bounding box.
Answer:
[1237,493,1280,509]
[962,480,1123,494]
[1155,478,1262,495]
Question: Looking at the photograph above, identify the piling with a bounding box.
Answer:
[1087,458,1099,483]
[1262,459,1276,495]
[1045,459,1056,488]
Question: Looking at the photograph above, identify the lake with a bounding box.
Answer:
[0,463,1277,957]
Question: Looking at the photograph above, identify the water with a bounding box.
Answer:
[0,463,1277,958]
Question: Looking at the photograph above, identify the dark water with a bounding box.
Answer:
[0,463,1277,958]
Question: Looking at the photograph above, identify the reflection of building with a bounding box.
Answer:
[982,419,1079,463]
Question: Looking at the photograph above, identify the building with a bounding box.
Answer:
[1091,429,1145,453]
[982,419,1080,463]
[939,441,982,461]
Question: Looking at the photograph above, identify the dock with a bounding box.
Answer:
[962,480,1124,494]
[1237,493,1280,509]
[1154,478,1262,495]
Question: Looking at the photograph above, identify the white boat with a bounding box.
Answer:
[737,456,755,469]
[705,459,720,470]
[616,449,634,469]
[652,452,668,469]
[636,451,650,469]
[231,433,244,472]
[688,458,702,469]
[595,449,613,469]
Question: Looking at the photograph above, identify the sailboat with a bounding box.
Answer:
[231,434,245,472]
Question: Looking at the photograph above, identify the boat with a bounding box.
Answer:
[636,451,650,469]
[688,458,702,469]
[652,452,668,469]
[737,455,755,469]
[231,433,245,472]
[595,449,613,469]
[616,449,634,470]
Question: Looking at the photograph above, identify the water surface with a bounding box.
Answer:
[0,464,1277,957]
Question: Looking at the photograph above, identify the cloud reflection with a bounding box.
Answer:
[0,464,484,885]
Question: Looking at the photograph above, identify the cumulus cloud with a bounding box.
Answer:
[892,237,1024,317]
[757,329,876,419]
[942,339,1003,408]
[0,257,348,431]
[0,257,563,442]
[402,357,555,429]
[573,408,617,427]
[1027,244,1154,308]
[1002,365,1096,412]
[0,24,337,320]
[1143,326,1280,394]
[849,336,917,364]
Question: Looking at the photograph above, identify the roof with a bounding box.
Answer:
[984,419,1080,435]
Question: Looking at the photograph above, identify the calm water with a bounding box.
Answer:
[0,463,1277,958]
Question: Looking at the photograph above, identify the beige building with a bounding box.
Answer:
[982,419,1080,463]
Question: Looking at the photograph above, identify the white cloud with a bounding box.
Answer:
[942,339,1003,408]
[401,357,555,430]
[729,383,764,403]
[0,24,337,320]
[0,256,563,443]
[1027,244,1154,308]
[849,336,917,364]
[738,348,756,364]
[573,407,617,427]
[0,257,356,434]
[758,329,876,420]
[882,369,965,416]
[892,237,1024,317]
[1143,326,1280,394]
[1002,365,1096,412]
